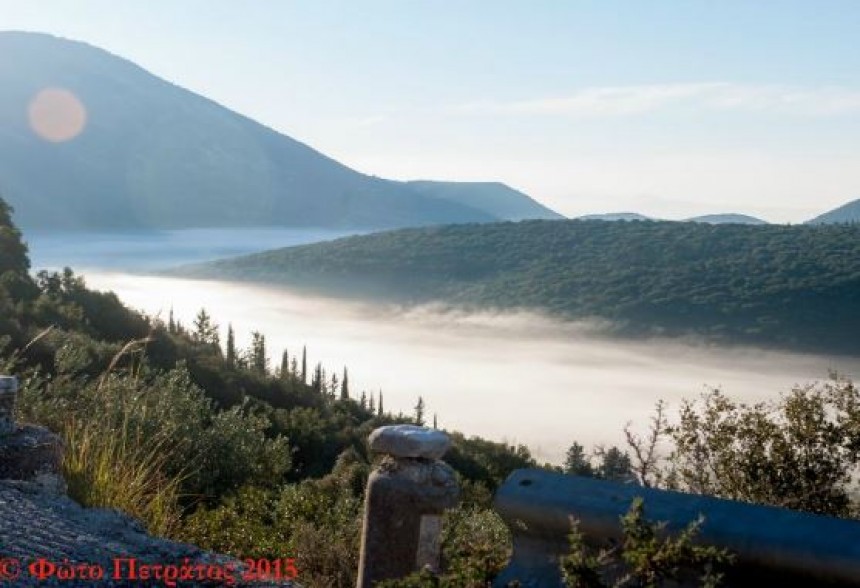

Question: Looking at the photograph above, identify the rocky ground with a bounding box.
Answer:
[0,480,296,587]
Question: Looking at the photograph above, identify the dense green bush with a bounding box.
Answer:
[179,452,366,587]
[656,377,860,516]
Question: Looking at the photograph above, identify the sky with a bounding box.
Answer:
[2,1,860,222]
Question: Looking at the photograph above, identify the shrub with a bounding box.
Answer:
[625,376,860,516]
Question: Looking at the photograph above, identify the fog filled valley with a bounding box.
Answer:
[28,230,859,464]
[5,18,860,586]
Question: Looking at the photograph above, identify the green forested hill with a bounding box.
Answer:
[185,219,860,354]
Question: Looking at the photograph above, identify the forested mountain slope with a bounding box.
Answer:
[807,199,860,225]
[184,219,860,354]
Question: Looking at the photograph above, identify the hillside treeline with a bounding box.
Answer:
[190,219,860,354]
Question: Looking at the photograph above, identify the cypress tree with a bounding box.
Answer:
[301,346,307,384]
[312,362,322,394]
[414,396,425,426]
[377,391,384,417]
[368,392,375,414]
[225,324,236,366]
[360,391,367,410]
[193,308,218,345]
[340,367,350,400]
[250,331,268,375]
[279,349,290,380]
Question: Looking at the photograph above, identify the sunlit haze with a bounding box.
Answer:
[3,0,860,222]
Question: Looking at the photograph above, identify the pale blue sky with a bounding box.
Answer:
[3,1,860,222]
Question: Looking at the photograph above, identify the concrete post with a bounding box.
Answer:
[357,425,460,587]
[0,375,18,435]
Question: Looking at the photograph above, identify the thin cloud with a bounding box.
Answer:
[453,83,860,118]
[341,115,388,128]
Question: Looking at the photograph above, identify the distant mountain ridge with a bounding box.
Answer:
[685,214,767,225]
[576,212,768,224]
[405,181,562,221]
[806,199,860,225]
[574,201,860,225]
[0,31,559,230]
[577,212,651,222]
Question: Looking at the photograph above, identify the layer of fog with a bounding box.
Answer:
[25,227,362,271]
[82,272,859,464]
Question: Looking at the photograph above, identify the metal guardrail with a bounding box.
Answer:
[356,429,860,586]
[492,468,860,587]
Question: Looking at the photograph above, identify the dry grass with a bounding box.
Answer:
[62,416,184,536]
[61,334,185,537]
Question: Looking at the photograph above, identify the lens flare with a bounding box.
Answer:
[27,88,87,143]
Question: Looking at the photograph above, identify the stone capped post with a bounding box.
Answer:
[357,425,460,587]
[0,375,18,435]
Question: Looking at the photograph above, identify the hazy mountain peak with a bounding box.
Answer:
[576,212,651,222]
[405,180,563,221]
[0,31,555,230]
[806,198,860,225]
[684,213,768,225]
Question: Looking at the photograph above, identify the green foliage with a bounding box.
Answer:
[225,323,237,366]
[438,507,512,585]
[192,308,220,347]
[564,442,595,477]
[249,330,268,375]
[375,506,511,588]
[594,447,635,483]
[654,377,860,516]
[192,219,860,354]
[560,498,733,588]
[180,453,367,588]
[563,443,634,483]
[18,348,292,500]
[445,433,537,491]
